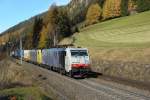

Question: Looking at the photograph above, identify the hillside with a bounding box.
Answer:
[73,11,150,48]
[0,0,150,85]
[60,11,150,82]
[1,0,150,48]
[60,11,150,48]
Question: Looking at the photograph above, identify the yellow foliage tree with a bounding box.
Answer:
[43,4,59,46]
[102,0,122,19]
[38,26,49,49]
[86,3,102,25]
[0,37,2,45]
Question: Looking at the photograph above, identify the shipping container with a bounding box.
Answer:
[14,49,24,58]
[37,50,42,64]
[30,50,37,63]
[42,48,66,69]
[23,50,30,61]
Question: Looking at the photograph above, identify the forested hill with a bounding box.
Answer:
[0,0,150,49]
[1,12,47,35]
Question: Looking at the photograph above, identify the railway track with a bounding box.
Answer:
[78,79,150,100]
[12,58,150,100]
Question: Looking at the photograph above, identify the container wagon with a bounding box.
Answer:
[42,48,66,72]
[29,50,37,63]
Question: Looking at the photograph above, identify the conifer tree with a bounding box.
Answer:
[121,0,129,16]
[32,17,43,48]
[137,0,150,12]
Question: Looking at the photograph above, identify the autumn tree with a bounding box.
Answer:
[38,23,53,48]
[38,26,49,48]
[102,0,122,19]
[45,4,59,46]
[128,0,137,14]
[86,3,102,25]
[44,4,72,47]
[0,39,1,46]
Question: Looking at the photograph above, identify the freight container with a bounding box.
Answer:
[30,50,37,63]
[14,49,24,58]
[37,50,42,64]
[23,50,30,61]
[42,48,65,69]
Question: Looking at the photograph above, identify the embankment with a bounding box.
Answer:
[91,48,150,83]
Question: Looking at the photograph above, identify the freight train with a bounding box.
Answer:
[12,47,91,78]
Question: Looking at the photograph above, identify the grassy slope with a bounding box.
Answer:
[0,59,52,100]
[74,11,150,48]
[60,11,150,63]
[0,87,51,100]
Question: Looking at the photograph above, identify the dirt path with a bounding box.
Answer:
[11,58,150,100]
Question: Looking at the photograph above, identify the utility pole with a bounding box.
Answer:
[54,32,56,46]
[6,42,8,56]
[20,35,22,65]
[6,42,10,56]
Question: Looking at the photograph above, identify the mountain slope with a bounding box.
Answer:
[70,11,150,48]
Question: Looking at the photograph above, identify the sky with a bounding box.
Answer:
[0,0,70,34]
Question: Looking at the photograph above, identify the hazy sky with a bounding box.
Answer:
[0,0,70,33]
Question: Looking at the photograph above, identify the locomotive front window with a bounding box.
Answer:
[71,50,88,56]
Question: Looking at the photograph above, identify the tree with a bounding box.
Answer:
[38,26,48,49]
[137,0,150,12]
[128,0,137,14]
[86,3,102,25]
[44,4,72,46]
[22,24,34,49]
[68,2,89,26]
[46,4,59,46]
[121,0,129,16]
[57,9,72,38]
[23,32,32,49]
[32,17,43,48]
[102,0,122,19]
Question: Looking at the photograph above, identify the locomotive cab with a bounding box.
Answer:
[65,48,90,77]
